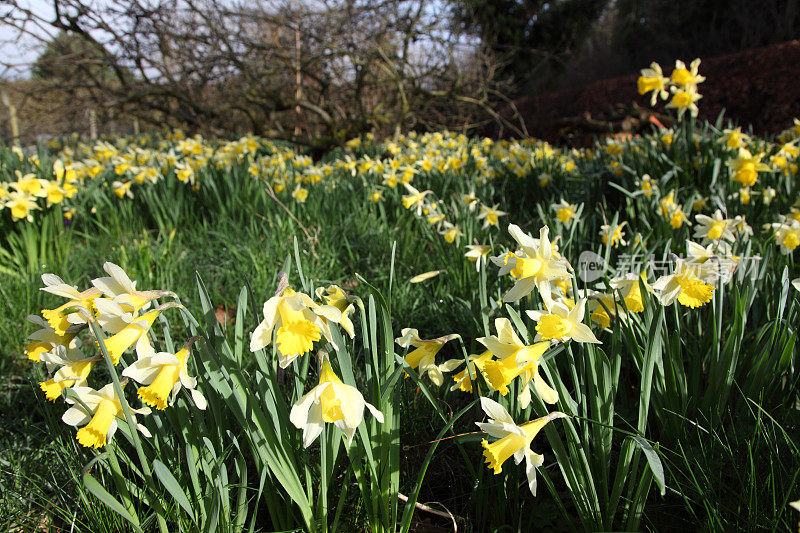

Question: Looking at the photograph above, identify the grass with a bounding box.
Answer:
[0,119,799,531]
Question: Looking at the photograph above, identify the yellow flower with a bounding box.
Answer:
[669,59,705,89]
[475,397,566,496]
[465,244,491,272]
[527,298,601,344]
[728,148,770,187]
[448,350,493,393]
[292,186,309,202]
[4,190,40,222]
[61,383,151,449]
[395,328,459,386]
[637,62,669,105]
[492,224,571,303]
[693,210,735,245]
[477,204,508,229]
[666,86,702,120]
[290,359,383,447]
[652,260,715,308]
[250,280,341,368]
[717,128,749,149]
[478,318,557,406]
[770,219,800,254]
[600,222,627,247]
[401,183,432,214]
[370,190,383,203]
[123,346,206,410]
[552,199,578,225]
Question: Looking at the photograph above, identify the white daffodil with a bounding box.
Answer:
[395,328,460,386]
[62,383,151,449]
[290,360,383,447]
[527,298,601,344]
[685,240,738,283]
[493,224,571,303]
[123,343,206,410]
[477,318,557,407]
[476,397,566,496]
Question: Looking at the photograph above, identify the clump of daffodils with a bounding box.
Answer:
[638,58,705,119]
[28,263,204,449]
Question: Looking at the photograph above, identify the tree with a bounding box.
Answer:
[452,0,610,94]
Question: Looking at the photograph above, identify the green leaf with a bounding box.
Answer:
[82,472,142,532]
[631,436,665,496]
[153,459,197,523]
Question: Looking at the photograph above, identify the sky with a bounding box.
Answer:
[1,0,57,79]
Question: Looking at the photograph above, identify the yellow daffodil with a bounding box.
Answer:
[4,190,40,222]
[476,397,566,496]
[728,148,771,187]
[670,59,705,90]
[62,383,151,449]
[123,344,206,410]
[465,244,491,272]
[478,318,556,407]
[666,86,702,120]
[600,222,627,247]
[39,343,96,401]
[477,204,507,229]
[637,62,669,105]
[551,199,579,225]
[717,128,749,149]
[693,210,735,245]
[493,224,571,302]
[290,359,383,447]
[395,328,459,386]
[652,259,715,308]
[527,298,601,344]
[770,219,800,254]
[39,274,102,335]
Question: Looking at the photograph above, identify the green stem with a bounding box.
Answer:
[89,321,169,533]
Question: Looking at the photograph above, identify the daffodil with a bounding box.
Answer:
[315,285,357,339]
[527,297,601,344]
[728,149,770,187]
[439,221,463,244]
[401,184,432,215]
[609,273,650,313]
[666,86,702,120]
[717,128,749,149]
[600,222,627,247]
[39,343,96,402]
[24,315,82,362]
[493,224,571,303]
[669,59,705,90]
[475,397,566,496]
[123,344,206,410]
[637,62,669,105]
[290,359,383,447]
[477,204,507,229]
[477,318,557,407]
[250,280,341,368]
[693,210,735,245]
[97,303,179,364]
[39,274,102,335]
[465,244,491,271]
[551,199,578,225]
[652,259,715,308]
[62,383,151,449]
[92,261,175,314]
[685,240,738,283]
[395,328,459,386]
[447,350,493,393]
[770,219,800,254]
[4,190,40,222]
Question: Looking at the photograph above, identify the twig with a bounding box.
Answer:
[398,493,461,530]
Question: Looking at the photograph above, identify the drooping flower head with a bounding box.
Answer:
[395,328,459,386]
[62,383,151,449]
